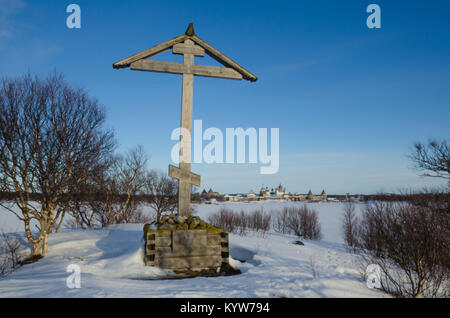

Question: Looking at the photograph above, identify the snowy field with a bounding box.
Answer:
[0,201,386,298]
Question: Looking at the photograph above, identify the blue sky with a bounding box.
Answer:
[1,0,449,194]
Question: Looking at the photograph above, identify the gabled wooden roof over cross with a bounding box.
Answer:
[113,23,257,217]
[113,23,258,82]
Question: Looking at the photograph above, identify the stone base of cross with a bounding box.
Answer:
[169,164,200,217]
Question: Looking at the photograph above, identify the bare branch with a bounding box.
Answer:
[0,72,116,256]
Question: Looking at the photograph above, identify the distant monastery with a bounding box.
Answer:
[224,184,328,202]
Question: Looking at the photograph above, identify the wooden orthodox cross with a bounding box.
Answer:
[113,23,257,217]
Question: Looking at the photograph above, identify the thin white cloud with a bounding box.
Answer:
[33,43,62,59]
[0,0,26,39]
[0,29,13,38]
[264,60,317,77]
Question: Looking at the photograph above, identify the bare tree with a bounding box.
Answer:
[129,206,156,224]
[409,139,450,184]
[63,151,114,229]
[90,147,147,227]
[144,170,177,222]
[65,192,97,229]
[0,73,115,257]
[342,201,359,251]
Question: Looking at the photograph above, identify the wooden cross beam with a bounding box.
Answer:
[168,38,201,216]
[130,60,243,80]
[168,164,200,186]
[113,24,257,217]
[169,164,200,216]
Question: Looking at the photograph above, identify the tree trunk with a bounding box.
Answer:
[32,241,42,257]
[39,218,50,256]
[42,232,49,255]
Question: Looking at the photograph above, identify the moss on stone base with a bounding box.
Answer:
[143,215,225,235]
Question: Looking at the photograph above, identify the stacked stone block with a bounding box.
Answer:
[143,216,229,270]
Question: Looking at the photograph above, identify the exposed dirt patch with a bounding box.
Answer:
[19,255,43,265]
[129,264,241,280]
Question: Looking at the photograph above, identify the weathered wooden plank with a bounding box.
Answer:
[220,231,229,266]
[145,254,156,266]
[173,43,205,57]
[172,230,207,251]
[207,235,221,245]
[155,236,172,247]
[191,64,242,80]
[155,247,172,256]
[130,60,243,80]
[156,255,222,269]
[113,34,188,69]
[156,245,221,258]
[156,231,171,237]
[131,60,186,75]
[190,34,257,82]
[146,248,156,255]
[176,39,196,217]
[220,232,229,241]
[147,231,170,240]
[168,164,201,186]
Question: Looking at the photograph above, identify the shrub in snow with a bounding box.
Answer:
[272,207,290,234]
[247,210,271,236]
[273,205,322,240]
[0,232,23,277]
[341,202,360,252]
[358,199,449,298]
[208,208,271,236]
[208,208,238,233]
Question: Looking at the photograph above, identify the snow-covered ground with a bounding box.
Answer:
[0,201,385,298]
